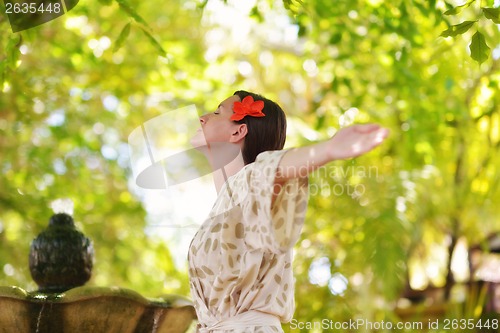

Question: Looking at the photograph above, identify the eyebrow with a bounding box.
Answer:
[219,103,230,112]
[218,101,233,113]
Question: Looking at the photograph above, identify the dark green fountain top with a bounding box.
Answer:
[48,212,75,227]
[29,213,94,293]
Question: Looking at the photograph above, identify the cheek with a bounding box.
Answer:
[207,122,233,140]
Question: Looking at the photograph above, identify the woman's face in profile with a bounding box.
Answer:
[190,95,241,148]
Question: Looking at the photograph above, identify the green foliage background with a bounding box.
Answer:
[1,0,500,331]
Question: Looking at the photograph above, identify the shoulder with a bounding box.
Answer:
[254,149,288,165]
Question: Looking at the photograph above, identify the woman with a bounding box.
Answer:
[189,91,389,332]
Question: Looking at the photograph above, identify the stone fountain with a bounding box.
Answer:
[0,204,196,333]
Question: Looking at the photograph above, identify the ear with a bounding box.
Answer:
[229,123,248,143]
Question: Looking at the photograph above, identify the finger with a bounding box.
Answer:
[375,128,389,142]
[355,124,381,133]
[369,128,389,147]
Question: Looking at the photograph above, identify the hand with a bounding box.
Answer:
[327,124,389,160]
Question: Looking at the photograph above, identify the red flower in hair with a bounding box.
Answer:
[230,96,265,121]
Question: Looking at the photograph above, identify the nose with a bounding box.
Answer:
[199,114,208,124]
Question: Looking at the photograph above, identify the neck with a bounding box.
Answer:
[212,151,245,193]
[198,142,245,193]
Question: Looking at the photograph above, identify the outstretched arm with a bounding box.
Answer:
[275,124,389,182]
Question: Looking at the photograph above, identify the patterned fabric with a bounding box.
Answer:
[188,150,309,332]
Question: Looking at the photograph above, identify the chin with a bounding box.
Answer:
[190,132,206,148]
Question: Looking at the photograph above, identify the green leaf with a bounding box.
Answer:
[6,35,21,70]
[444,0,475,15]
[440,20,476,37]
[114,22,131,52]
[414,2,430,15]
[196,0,209,10]
[0,60,5,88]
[250,6,264,23]
[140,27,167,58]
[115,0,150,28]
[469,31,490,64]
[482,7,500,24]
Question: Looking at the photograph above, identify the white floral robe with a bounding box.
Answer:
[188,150,309,333]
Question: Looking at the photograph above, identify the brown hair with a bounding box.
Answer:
[232,90,287,164]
